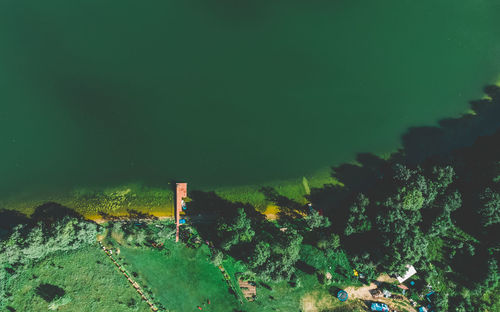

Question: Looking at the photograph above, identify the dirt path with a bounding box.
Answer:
[344,275,416,312]
[97,237,160,311]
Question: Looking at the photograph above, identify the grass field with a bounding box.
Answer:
[118,243,240,312]
[5,246,151,312]
[3,220,367,312]
[108,234,365,312]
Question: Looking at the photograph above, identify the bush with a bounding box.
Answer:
[211,249,224,266]
[35,283,65,302]
[0,217,98,267]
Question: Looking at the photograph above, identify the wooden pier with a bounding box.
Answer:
[175,183,187,242]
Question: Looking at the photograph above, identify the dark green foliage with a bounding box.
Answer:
[371,164,459,274]
[478,258,500,292]
[317,233,341,252]
[252,229,303,282]
[428,191,462,237]
[305,210,331,231]
[432,292,449,312]
[0,217,98,267]
[479,188,500,227]
[210,249,224,266]
[350,252,377,280]
[35,283,65,302]
[3,246,151,312]
[248,241,271,269]
[217,208,255,251]
[344,193,371,236]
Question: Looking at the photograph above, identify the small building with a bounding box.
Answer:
[396,265,417,283]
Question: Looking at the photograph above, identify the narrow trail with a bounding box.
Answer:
[98,241,161,312]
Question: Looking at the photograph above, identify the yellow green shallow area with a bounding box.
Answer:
[0,166,341,220]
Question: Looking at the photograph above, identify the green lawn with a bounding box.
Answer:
[5,228,366,312]
[5,246,151,312]
[118,242,240,312]
[115,240,366,312]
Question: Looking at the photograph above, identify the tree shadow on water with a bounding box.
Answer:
[186,190,267,262]
[126,209,158,220]
[1,202,92,240]
[308,85,500,232]
[0,209,29,231]
[401,85,500,165]
[97,211,121,221]
[30,202,83,224]
[186,190,245,243]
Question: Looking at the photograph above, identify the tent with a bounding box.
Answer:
[396,265,417,283]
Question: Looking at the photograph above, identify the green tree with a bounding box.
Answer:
[429,191,462,237]
[351,252,377,280]
[217,208,255,250]
[0,217,98,267]
[317,233,340,251]
[479,258,500,292]
[376,165,433,274]
[478,188,500,227]
[210,249,224,266]
[344,193,371,236]
[305,211,331,231]
[432,292,449,312]
[249,241,271,269]
[253,229,303,281]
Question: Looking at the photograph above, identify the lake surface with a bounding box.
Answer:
[1,0,500,195]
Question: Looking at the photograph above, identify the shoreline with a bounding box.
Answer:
[0,166,340,220]
[2,79,499,220]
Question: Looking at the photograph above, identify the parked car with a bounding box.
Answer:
[371,302,390,311]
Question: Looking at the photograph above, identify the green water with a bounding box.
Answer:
[1,0,500,196]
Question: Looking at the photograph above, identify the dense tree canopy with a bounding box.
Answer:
[217,208,255,251]
[479,188,500,227]
[344,193,371,236]
[251,228,303,282]
[305,210,331,231]
[0,217,98,267]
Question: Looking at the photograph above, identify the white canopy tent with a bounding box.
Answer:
[396,265,417,283]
